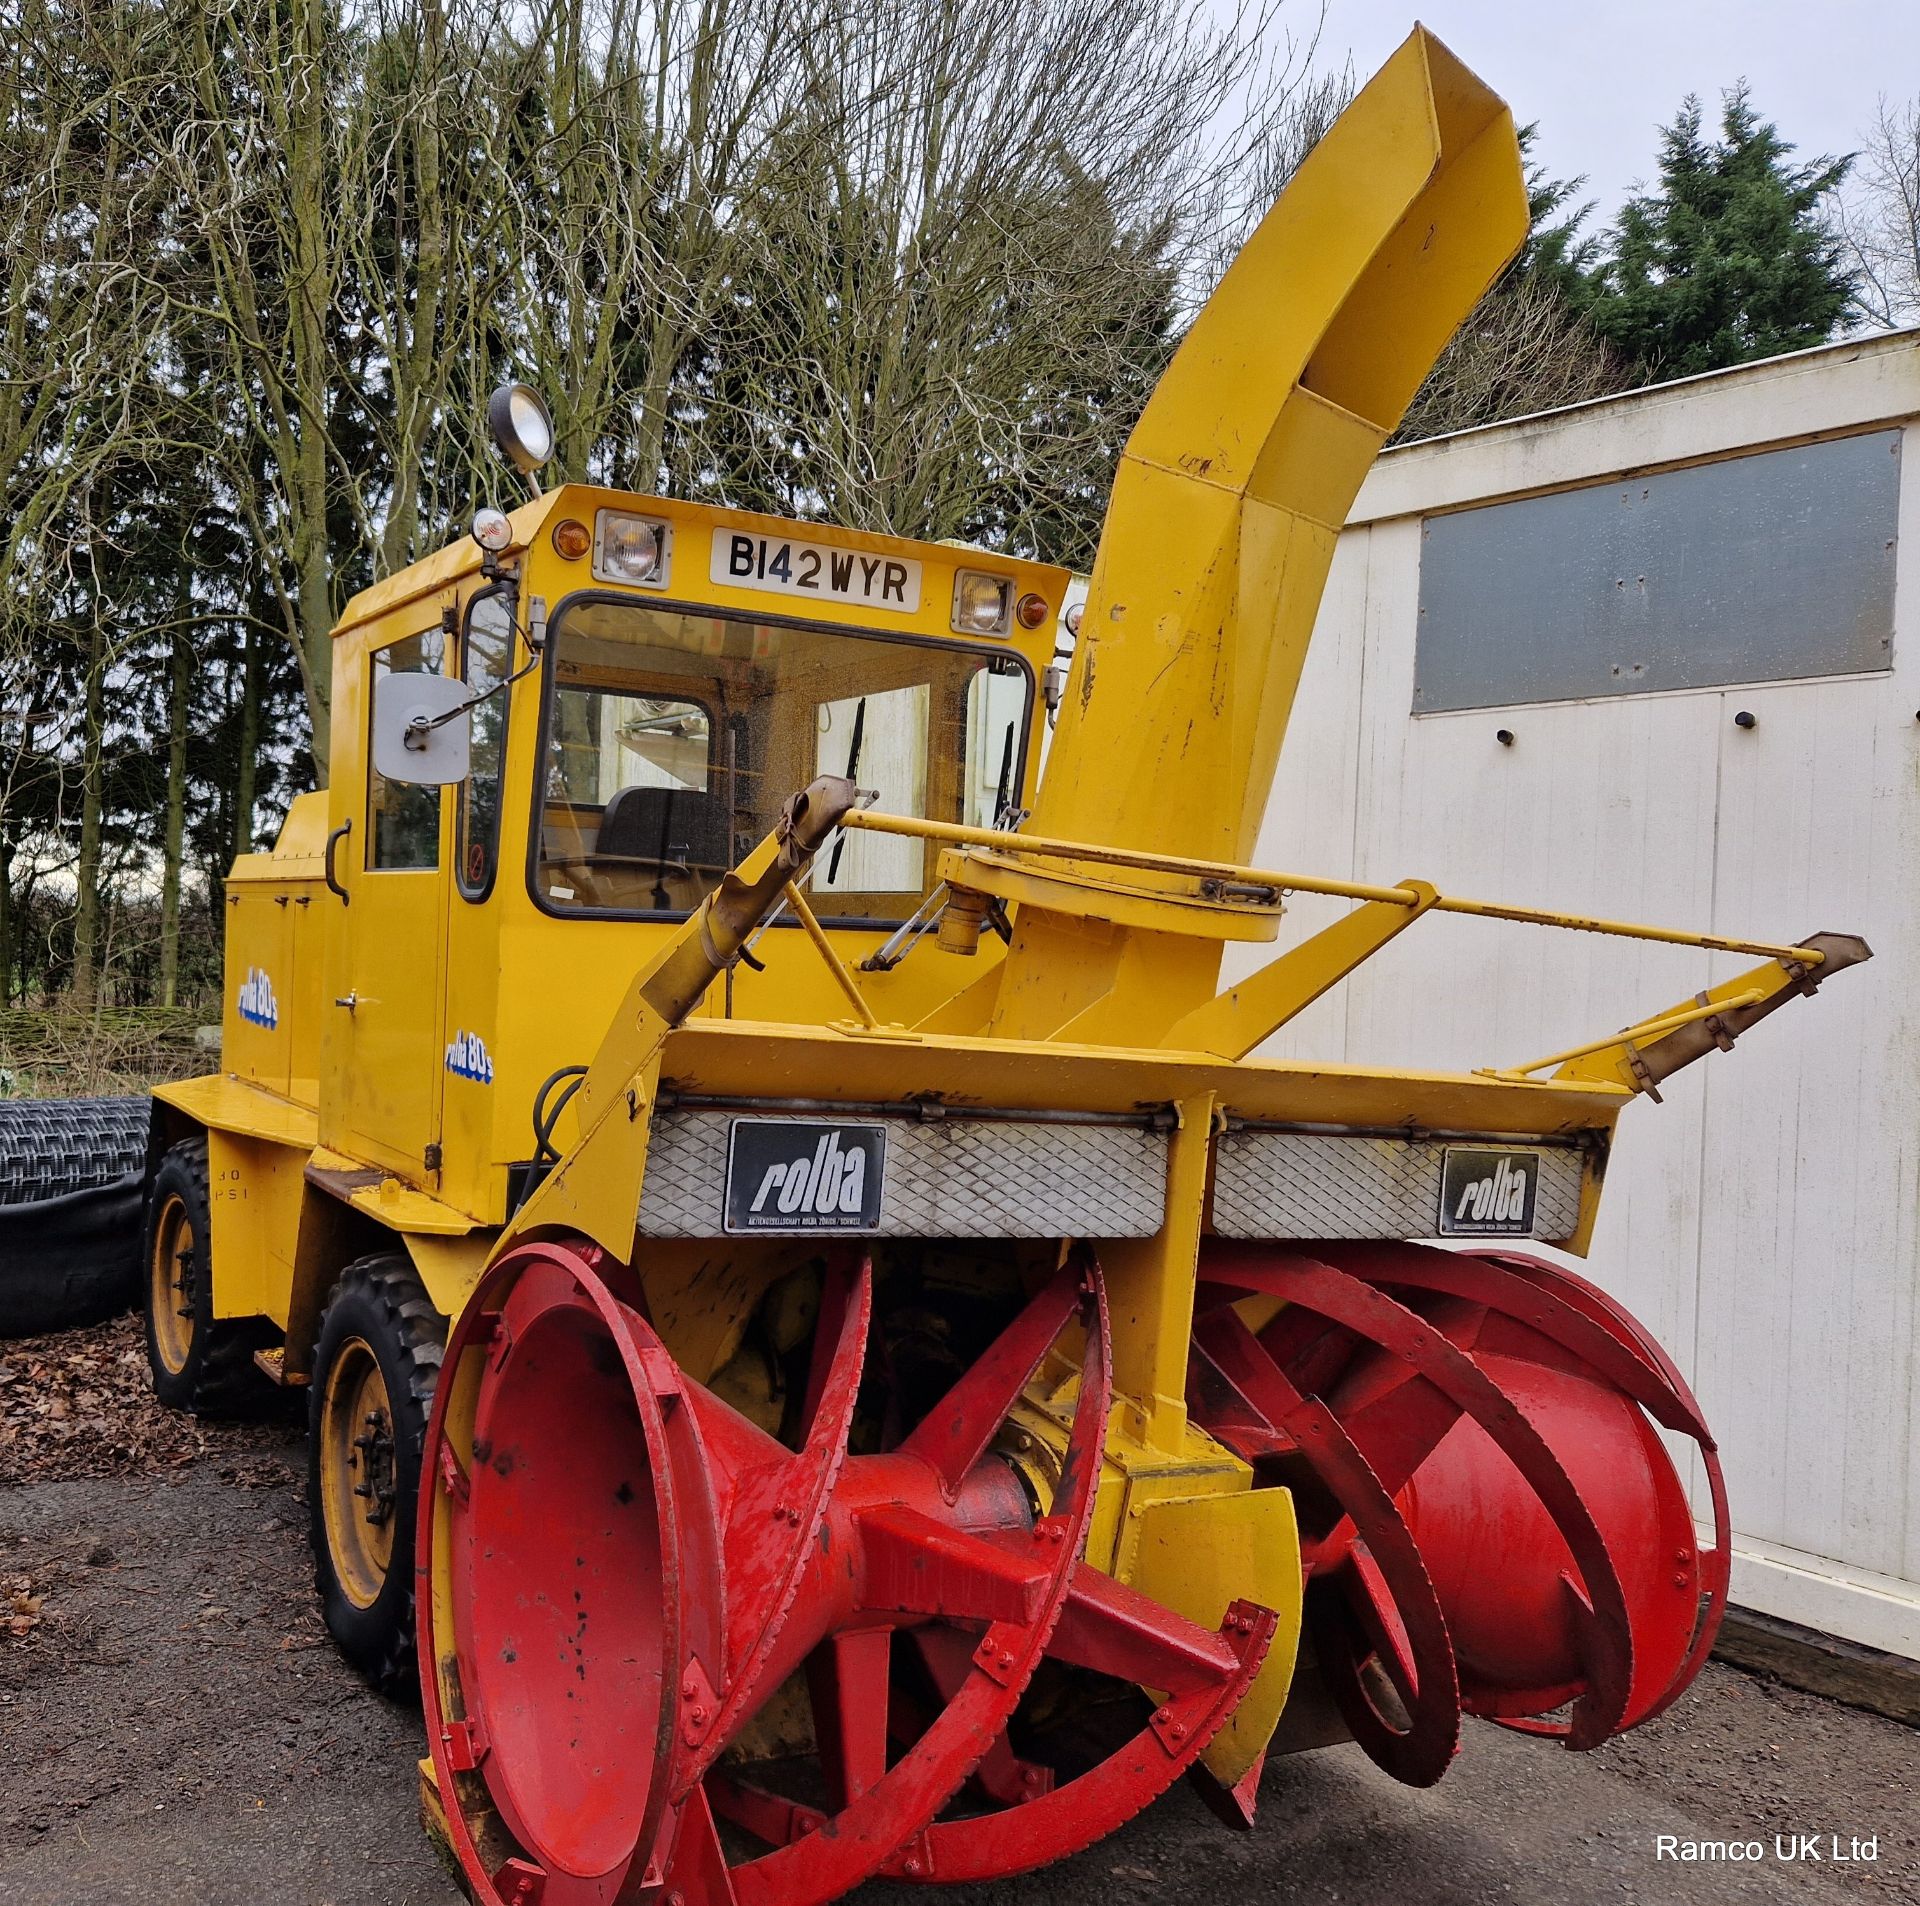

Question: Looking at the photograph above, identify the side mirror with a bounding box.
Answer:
[372,672,472,786]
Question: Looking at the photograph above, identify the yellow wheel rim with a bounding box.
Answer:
[319,1337,398,1609]
[148,1193,196,1376]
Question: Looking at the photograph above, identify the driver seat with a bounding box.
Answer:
[595,785,728,868]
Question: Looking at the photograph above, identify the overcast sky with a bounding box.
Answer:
[1313,2,1920,232]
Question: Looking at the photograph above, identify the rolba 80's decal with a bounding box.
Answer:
[237,966,279,1030]
[445,1030,495,1084]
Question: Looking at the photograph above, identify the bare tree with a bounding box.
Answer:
[334,0,552,569]
[474,0,827,487]
[1831,95,1920,329]
[1393,271,1629,443]
[159,0,346,773]
[5,0,1342,1021]
[3,0,194,1007]
[674,0,1332,559]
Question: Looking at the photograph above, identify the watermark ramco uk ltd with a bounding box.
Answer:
[1655,1833,1880,1863]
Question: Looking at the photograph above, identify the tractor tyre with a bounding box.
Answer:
[142,1137,270,1413]
[0,1096,151,1339]
[308,1254,444,1696]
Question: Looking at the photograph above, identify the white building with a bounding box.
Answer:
[1238,329,1920,1662]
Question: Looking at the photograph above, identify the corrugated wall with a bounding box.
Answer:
[1236,333,1920,1658]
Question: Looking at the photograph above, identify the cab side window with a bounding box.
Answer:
[367,632,444,870]
[457,592,513,897]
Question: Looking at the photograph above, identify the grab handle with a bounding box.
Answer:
[324,819,352,905]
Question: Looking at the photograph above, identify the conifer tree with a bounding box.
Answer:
[1589,86,1855,377]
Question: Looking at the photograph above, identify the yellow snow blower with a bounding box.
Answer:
[137,28,1866,1906]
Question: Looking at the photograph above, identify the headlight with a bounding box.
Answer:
[952,569,1011,636]
[471,508,514,553]
[594,511,670,586]
[486,382,554,475]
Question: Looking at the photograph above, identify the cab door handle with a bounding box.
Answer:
[324,820,352,905]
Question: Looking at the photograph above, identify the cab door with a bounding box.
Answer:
[319,625,450,1182]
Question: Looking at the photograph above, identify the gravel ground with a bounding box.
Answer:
[0,1319,1914,1906]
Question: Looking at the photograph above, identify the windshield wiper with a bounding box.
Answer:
[824,696,867,885]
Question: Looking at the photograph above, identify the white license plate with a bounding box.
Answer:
[710,530,922,613]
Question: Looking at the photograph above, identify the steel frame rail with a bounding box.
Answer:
[837,809,1826,969]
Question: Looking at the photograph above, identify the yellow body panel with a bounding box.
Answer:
[1130,1489,1303,1788]
[154,1071,320,1150]
[200,1129,308,1325]
[171,489,1070,1349]
[220,790,329,1105]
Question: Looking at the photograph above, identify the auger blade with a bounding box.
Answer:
[687,1254,873,1780]
[1048,1563,1245,1692]
[895,1263,1085,1495]
[806,1629,894,1810]
[419,1244,695,1906]
[895,1600,1276,1886]
[719,1256,1115,1906]
[1191,1239,1726,1784]
[1467,1250,1732,1727]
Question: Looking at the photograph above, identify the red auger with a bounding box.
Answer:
[420,1241,1275,1905]
[1188,1241,1729,1786]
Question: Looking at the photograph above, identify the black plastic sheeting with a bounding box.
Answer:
[0,1098,152,1338]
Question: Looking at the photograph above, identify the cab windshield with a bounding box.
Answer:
[533,597,1032,922]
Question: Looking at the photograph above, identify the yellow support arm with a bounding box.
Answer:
[1161,883,1439,1058]
[1548,933,1871,1099]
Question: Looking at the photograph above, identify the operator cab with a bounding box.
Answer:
[340,384,1068,1215]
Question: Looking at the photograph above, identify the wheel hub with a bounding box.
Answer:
[321,1338,398,1607]
[147,1194,197,1375]
[351,1408,397,1528]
